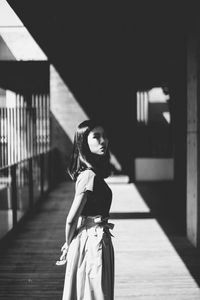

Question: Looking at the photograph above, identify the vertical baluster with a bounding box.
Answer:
[40,95,43,154]
[47,95,50,151]
[0,108,2,168]
[44,94,47,153]
[10,106,13,166]
[141,92,144,123]
[28,95,31,159]
[38,95,41,189]
[18,94,21,163]
[27,100,29,159]
[39,94,43,153]
[19,96,22,163]
[41,97,44,192]
[20,96,22,163]
[46,94,49,152]
[38,95,41,154]
[5,108,8,166]
[1,108,3,167]
[139,92,142,122]
[33,95,36,157]
[35,95,38,156]
[43,94,46,190]
[24,99,27,160]
[147,91,149,122]
[1,108,4,167]
[5,108,7,167]
[2,107,5,167]
[14,105,17,164]
[31,95,34,201]
[144,92,148,125]
[23,97,25,186]
[22,96,25,162]
[38,94,41,155]
[39,95,41,154]
[11,107,14,165]
[140,92,142,122]
[16,95,18,163]
[17,94,20,163]
[34,95,37,156]
[31,95,34,157]
[29,97,31,158]
[136,92,139,122]
[19,122,22,189]
[20,95,23,162]
[26,99,28,160]
[15,95,18,163]
[41,94,44,154]
[32,95,35,157]
[32,94,37,190]
[4,107,7,166]
[22,97,25,161]
[40,152,44,196]
[11,164,17,228]
[43,94,46,153]
[29,157,33,209]
[11,107,13,165]
[14,106,16,163]
[30,95,33,157]
[7,108,11,166]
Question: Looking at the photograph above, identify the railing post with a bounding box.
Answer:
[11,164,17,228]
[29,157,34,209]
[47,150,52,190]
[40,153,44,196]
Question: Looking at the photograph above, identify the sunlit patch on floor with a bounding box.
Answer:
[108,178,200,299]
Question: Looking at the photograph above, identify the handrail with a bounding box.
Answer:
[0,149,58,240]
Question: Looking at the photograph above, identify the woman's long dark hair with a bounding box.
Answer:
[68,120,111,180]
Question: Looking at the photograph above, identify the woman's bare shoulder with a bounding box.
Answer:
[75,169,96,194]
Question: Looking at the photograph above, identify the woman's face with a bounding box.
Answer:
[87,126,108,156]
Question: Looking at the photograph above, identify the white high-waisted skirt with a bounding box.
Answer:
[62,216,114,300]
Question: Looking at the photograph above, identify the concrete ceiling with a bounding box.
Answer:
[6,1,193,101]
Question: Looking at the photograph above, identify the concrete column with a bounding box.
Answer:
[169,52,187,233]
[187,33,200,247]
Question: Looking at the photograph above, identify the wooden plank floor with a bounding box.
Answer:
[1,177,200,299]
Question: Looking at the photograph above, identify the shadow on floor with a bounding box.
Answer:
[110,212,154,219]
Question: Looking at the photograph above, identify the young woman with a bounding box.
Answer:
[57,120,114,300]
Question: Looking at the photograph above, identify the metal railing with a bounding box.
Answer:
[0,92,55,240]
[0,150,58,239]
[0,94,50,168]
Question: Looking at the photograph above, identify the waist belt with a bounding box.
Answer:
[78,215,114,236]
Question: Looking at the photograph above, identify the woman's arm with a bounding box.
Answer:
[65,191,87,245]
[59,191,87,261]
[58,170,95,263]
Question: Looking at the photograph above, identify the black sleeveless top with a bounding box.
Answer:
[75,169,112,218]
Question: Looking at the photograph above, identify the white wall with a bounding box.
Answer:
[135,158,174,181]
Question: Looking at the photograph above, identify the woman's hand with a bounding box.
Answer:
[61,242,68,252]
[55,242,69,266]
[60,242,68,260]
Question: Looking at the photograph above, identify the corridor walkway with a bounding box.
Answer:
[0,176,200,299]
